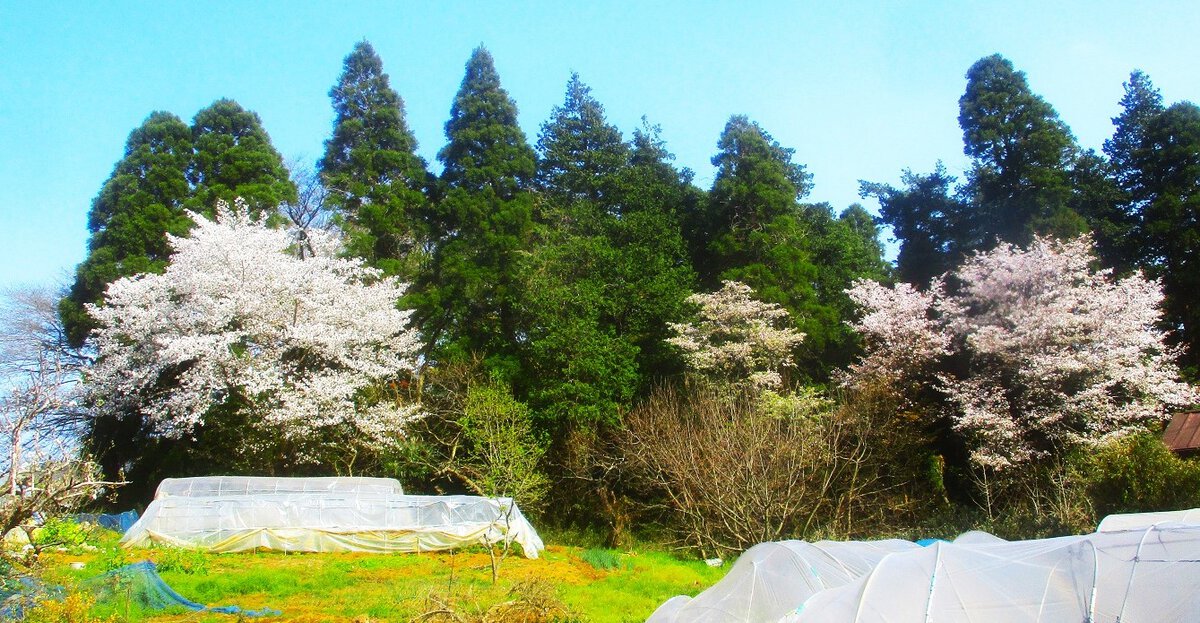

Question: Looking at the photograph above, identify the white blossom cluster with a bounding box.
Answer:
[847,236,1197,470]
[667,280,805,390]
[87,200,422,450]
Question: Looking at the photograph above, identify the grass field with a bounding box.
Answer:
[29,529,728,622]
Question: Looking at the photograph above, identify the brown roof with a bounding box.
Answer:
[1163,412,1200,453]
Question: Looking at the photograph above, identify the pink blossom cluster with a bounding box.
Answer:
[847,236,1197,470]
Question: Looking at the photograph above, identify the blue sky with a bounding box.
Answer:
[2,1,1198,291]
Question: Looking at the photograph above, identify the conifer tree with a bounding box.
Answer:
[1135,102,1200,369]
[60,111,194,348]
[320,41,431,277]
[1105,70,1165,196]
[860,165,967,287]
[417,46,536,373]
[188,98,296,216]
[523,82,695,427]
[536,73,627,209]
[701,117,888,379]
[958,54,1083,247]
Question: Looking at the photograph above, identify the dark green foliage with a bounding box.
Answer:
[320,40,431,277]
[187,98,296,216]
[1081,432,1200,518]
[415,47,537,372]
[1093,71,1165,273]
[801,203,892,368]
[860,165,966,287]
[1105,70,1165,196]
[60,112,194,347]
[958,54,1083,247]
[437,47,537,197]
[1069,149,1131,273]
[522,81,694,429]
[702,115,812,284]
[1134,102,1200,367]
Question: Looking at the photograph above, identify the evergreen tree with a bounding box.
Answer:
[958,54,1082,247]
[860,164,968,287]
[416,46,536,374]
[1093,70,1167,272]
[1105,70,1165,195]
[60,111,194,348]
[523,84,695,427]
[1069,149,1130,273]
[1134,102,1200,369]
[188,98,296,216]
[536,73,627,209]
[320,40,431,277]
[703,115,812,284]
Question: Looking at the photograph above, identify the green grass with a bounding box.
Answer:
[30,529,729,622]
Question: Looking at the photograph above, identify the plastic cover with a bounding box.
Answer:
[122,478,544,558]
[786,523,1200,622]
[1096,507,1200,532]
[154,476,404,498]
[645,539,917,623]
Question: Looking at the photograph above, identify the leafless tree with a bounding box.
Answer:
[281,158,333,259]
[0,286,120,536]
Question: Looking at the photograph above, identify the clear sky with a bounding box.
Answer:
[2,1,1198,292]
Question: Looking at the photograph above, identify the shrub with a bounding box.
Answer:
[621,382,935,556]
[34,518,93,551]
[1081,432,1200,518]
[151,546,209,575]
[579,548,628,571]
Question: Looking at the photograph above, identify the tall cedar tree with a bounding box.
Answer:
[704,116,886,380]
[524,79,694,428]
[416,46,537,375]
[60,112,194,348]
[320,41,431,278]
[536,73,627,211]
[1134,102,1200,371]
[958,54,1084,248]
[1098,71,1167,272]
[860,164,968,288]
[187,98,296,217]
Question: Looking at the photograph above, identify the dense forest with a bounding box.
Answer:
[50,42,1200,551]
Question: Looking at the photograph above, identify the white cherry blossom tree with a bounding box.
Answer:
[87,200,422,458]
[847,236,1196,471]
[667,280,805,390]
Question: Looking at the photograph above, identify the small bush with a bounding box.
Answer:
[1081,432,1200,518]
[34,518,93,551]
[579,549,628,571]
[95,546,131,573]
[152,545,209,575]
[22,591,115,623]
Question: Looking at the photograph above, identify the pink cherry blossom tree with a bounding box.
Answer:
[847,236,1196,472]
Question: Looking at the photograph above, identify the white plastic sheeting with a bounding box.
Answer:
[1096,507,1200,532]
[645,540,918,623]
[153,476,404,498]
[786,523,1200,622]
[121,478,544,558]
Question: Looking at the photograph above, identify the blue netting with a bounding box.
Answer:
[81,562,279,617]
[69,510,140,533]
[0,575,61,620]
